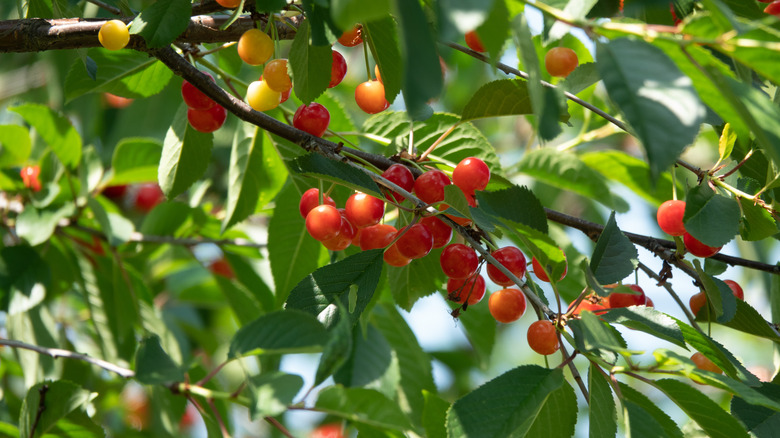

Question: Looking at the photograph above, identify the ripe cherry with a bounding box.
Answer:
[329,51,347,88]
[689,291,707,316]
[413,170,451,205]
[263,59,292,93]
[209,258,235,279]
[691,352,722,374]
[345,192,385,228]
[337,25,362,47]
[187,105,227,133]
[464,30,485,52]
[657,200,686,236]
[311,423,344,438]
[531,249,567,283]
[395,223,433,259]
[527,320,560,355]
[359,224,397,250]
[305,204,342,241]
[321,211,356,251]
[238,29,274,65]
[724,280,744,300]
[420,216,452,248]
[134,183,164,213]
[440,243,479,279]
[98,20,130,51]
[488,288,527,323]
[215,0,241,7]
[293,103,330,137]
[452,157,490,196]
[355,80,389,114]
[447,274,486,306]
[683,232,722,258]
[486,246,527,287]
[299,188,336,218]
[246,79,281,112]
[20,165,42,192]
[384,240,412,267]
[645,297,655,307]
[606,284,647,308]
[102,184,128,201]
[182,73,216,110]
[765,1,780,16]
[572,295,608,316]
[381,164,415,203]
[544,47,579,78]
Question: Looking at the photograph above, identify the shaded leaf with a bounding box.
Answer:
[20,381,94,438]
[135,335,184,384]
[110,138,162,185]
[601,306,686,348]
[290,153,381,197]
[683,184,740,247]
[11,104,82,169]
[364,16,403,104]
[588,364,616,438]
[315,386,413,431]
[229,309,328,357]
[590,212,638,284]
[129,0,191,49]
[65,50,173,101]
[158,105,213,200]
[290,20,332,104]
[248,372,304,419]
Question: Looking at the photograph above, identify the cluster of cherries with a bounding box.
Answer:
[656,199,722,258]
[465,30,579,78]
[182,73,228,133]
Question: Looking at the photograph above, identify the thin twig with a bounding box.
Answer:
[560,344,589,403]
[0,338,135,378]
[28,384,49,438]
[636,262,703,332]
[85,0,122,15]
[264,416,296,438]
[196,360,230,387]
[208,398,231,438]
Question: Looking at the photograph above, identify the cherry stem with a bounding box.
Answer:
[419,123,459,162]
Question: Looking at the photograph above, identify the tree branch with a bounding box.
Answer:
[0,338,135,378]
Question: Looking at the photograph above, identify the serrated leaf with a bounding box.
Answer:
[110,137,162,184]
[214,275,264,325]
[129,0,191,49]
[285,249,384,328]
[732,383,780,438]
[475,185,548,233]
[597,38,706,180]
[158,105,213,199]
[524,379,578,438]
[561,62,600,95]
[569,311,632,354]
[517,148,627,212]
[696,296,780,342]
[447,365,565,437]
[422,390,449,438]
[461,79,534,122]
[11,104,82,169]
[601,306,686,348]
[229,309,328,357]
[623,400,670,438]
[675,318,758,384]
[619,383,684,438]
[0,125,31,167]
[333,323,399,397]
[20,380,94,438]
[739,197,777,241]
[16,204,75,247]
[387,245,446,311]
[315,302,353,385]
[364,16,402,104]
[315,386,413,431]
[290,153,381,197]
[653,379,749,438]
[589,364,616,438]
[135,335,183,384]
[64,49,173,101]
[475,0,510,62]
[590,212,638,284]
[693,262,736,323]
[248,372,304,419]
[581,150,679,207]
[683,184,740,247]
[290,20,332,104]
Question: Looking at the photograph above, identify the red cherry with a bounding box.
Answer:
[486,246,527,287]
[293,103,330,137]
[209,258,235,279]
[187,105,227,133]
[723,280,744,300]
[420,216,452,248]
[447,274,486,306]
[20,165,42,192]
[645,297,655,307]
[571,295,608,315]
[691,352,722,374]
[381,164,415,203]
[657,200,686,236]
[321,212,356,251]
[440,243,479,279]
[452,157,490,196]
[531,249,567,283]
[344,192,385,228]
[299,188,337,218]
[355,80,389,114]
[181,73,216,110]
[527,320,560,355]
[384,239,412,267]
[689,291,707,316]
[311,423,344,438]
[765,1,780,16]
[683,232,722,258]
[488,288,526,323]
[337,25,362,47]
[606,284,647,308]
[395,223,433,259]
[305,205,342,241]
[413,170,451,205]
[102,184,128,201]
[464,30,485,52]
[359,224,397,250]
[329,51,347,88]
[134,183,164,213]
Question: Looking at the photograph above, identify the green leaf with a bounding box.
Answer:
[214,275,264,325]
[331,0,390,29]
[129,0,192,49]
[568,311,632,355]
[581,150,679,207]
[11,104,82,169]
[224,251,275,312]
[461,79,534,122]
[290,20,332,104]
[87,198,135,246]
[229,309,328,357]
[134,335,184,384]
[16,204,76,247]
[290,153,381,197]
[334,323,399,397]
[590,212,638,284]
[475,0,510,62]
[732,383,780,438]
[315,302,353,385]
[64,50,173,101]
[653,379,749,438]
[110,138,162,184]
[588,364,616,438]
[623,400,670,438]
[158,105,213,199]
[422,390,449,438]
[475,185,548,233]
[597,38,706,180]
[453,296,496,370]
[20,381,94,438]
[517,148,627,212]
[315,386,413,431]
[548,0,599,41]
[0,246,50,316]
[447,365,565,437]
[247,372,304,419]
[696,296,780,342]
[683,184,740,247]
[395,0,443,120]
[524,380,578,438]
[255,0,287,12]
[601,306,686,348]
[139,201,189,235]
[739,197,777,241]
[693,263,736,323]
[0,125,31,167]
[387,246,446,311]
[364,16,402,104]
[675,318,758,384]
[285,249,384,327]
[437,0,495,35]
[561,62,600,95]
[619,383,683,438]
